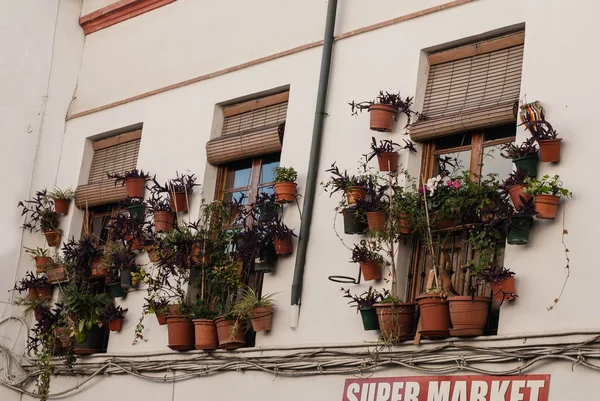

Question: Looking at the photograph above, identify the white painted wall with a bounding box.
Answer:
[4,0,600,399]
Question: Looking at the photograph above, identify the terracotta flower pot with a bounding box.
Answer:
[193,319,218,350]
[369,104,397,132]
[54,198,70,215]
[155,312,168,326]
[377,152,398,171]
[491,276,517,303]
[507,184,533,209]
[90,257,109,278]
[448,296,491,337]
[345,186,367,205]
[274,235,293,255]
[397,214,411,235]
[374,302,416,341]
[538,138,562,163]
[46,265,66,283]
[215,317,245,350]
[416,294,451,338]
[366,211,386,231]
[166,315,194,351]
[154,211,174,232]
[250,306,273,332]
[359,260,381,281]
[36,285,53,299]
[27,288,37,299]
[125,177,146,198]
[108,319,123,332]
[169,191,189,213]
[35,256,53,273]
[43,230,62,247]
[273,182,297,203]
[534,194,560,219]
[146,246,161,262]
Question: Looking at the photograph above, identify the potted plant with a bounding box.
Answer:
[267,218,296,255]
[341,287,387,331]
[374,294,417,342]
[322,163,369,205]
[356,181,389,232]
[107,169,151,198]
[190,300,218,350]
[48,187,74,215]
[447,291,491,337]
[149,172,198,213]
[233,286,276,332]
[13,272,53,299]
[479,265,517,304]
[118,197,147,218]
[211,261,245,349]
[236,225,278,273]
[505,198,536,245]
[146,297,170,326]
[273,167,298,203]
[523,175,572,219]
[364,137,417,172]
[349,91,415,132]
[18,190,62,247]
[148,193,175,232]
[524,118,562,163]
[415,288,452,339]
[15,295,52,321]
[166,302,195,351]
[102,304,128,332]
[501,137,539,177]
[45,255,68,284]
[24,247,52,273]
[501,169,532,209]
[350,240,383,281]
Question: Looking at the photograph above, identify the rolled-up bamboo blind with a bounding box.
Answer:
[410,33,524,141]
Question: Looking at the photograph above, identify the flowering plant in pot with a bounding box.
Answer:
[523,174,571,219]
[266,217,296,256]
[479,264,516,304]
[102,304,128,332]
[420,173,475,229]
[349,91,416,132]
[501,137,539,177]
[148,193,175,232]
[13,272,52,299]
[107,169,151,198]
[149,172,198,213]
[355,180,389,232]
[48,187,74,215]
[523,118,562,163]
[363,137,417,172]
[18,189,62,247]
[273,166,298,203]
[24,247,52,273]
[350,240,383,282]
[233,286,276,332]
[501,168,532,209]
[341,286,388,331]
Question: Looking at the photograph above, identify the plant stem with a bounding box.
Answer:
[421,174,439,288]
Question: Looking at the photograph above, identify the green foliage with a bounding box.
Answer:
[61,287,112,342]
[48,187,75,200]
[523,174,572,197]
[24,246,49,259]
[274,166,297,183]
[40,209,59,232]
[232,286,276,319]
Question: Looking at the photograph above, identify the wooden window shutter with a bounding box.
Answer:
[75,130,142,208]
[206,92,288,165]
[410,32,524,141]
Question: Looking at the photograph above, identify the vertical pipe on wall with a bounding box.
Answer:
[290,0,338,329]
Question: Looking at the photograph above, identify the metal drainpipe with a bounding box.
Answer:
[290,0,338,329]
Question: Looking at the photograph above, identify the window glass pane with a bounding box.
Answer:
[434,150,471,178]
[435,133,472,150]
[225,159,253,189]
[481,144,513,180]
[259,154,280,184]
[224,190,248,205]
[484,124,516,142]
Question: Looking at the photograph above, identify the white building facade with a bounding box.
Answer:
[1,0,599,400]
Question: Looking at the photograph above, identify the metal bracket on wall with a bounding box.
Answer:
[328,266,362,285]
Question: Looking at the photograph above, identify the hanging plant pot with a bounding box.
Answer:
[538,138,562,163]
[193,319,218,350]
[108,319,124,332]
[214,317,245,350]
[250,306,273,332]
[274,182,297,203]
[374,302,416,342]
[54,198,70,215]
[108,283,126,298]
[166,315,194,351]
[345,186,367,205]
[534,194,560,219]
[507,184,533,209]
[191,243,211,265]
[35,256,53,273]
[127,204,146,218]
[377,152,399,172]
[369,104,397,132]
[146,246,161,263]
[491,277,517,303]
[169,191,189,213]
[359,260,381,281]
[73,325,106,355]
[366,211,386,231]
[342,207,367,235]
[36,285,53,299]
[506,216,533,245]
[46,265,67,284]
[43,230,62,247]
[257,201,279,222]
[415,294,451,339]
[125,177,146,198]
[27,287,37,299]
[359,308,380,331]
[90,257,109,278]
[448,296,491,337]
[274,235,293,255]
[155,312,168,326]
[154,211,174,232]
[255,246,278,273]
[397,214,411,235]
[513,155,539,177]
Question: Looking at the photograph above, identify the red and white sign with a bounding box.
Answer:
[342,375,550,401]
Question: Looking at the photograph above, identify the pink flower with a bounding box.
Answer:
[452,180,461,189]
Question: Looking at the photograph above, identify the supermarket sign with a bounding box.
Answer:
[342,375,550,401]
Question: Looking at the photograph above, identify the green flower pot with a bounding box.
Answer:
[128,204,146,217]
[108,283,126,298]
[506,216,533,245]
[513,154,538,177]
[73,325,107,355]
[254,245,278,273]
[343,207,367,235]
[359,308,380,331]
